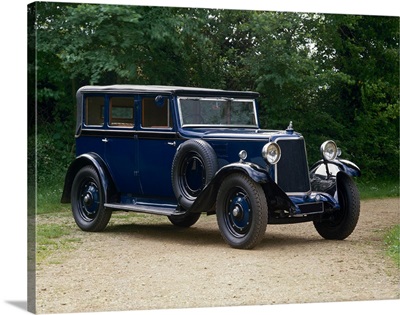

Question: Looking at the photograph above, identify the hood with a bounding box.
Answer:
[179,127,290,141]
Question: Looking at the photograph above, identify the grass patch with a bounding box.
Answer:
[37,183,65,214]
[37,223,68,241]
[357,178,399,199]
[36,223,81,264]
[384,225,400,268]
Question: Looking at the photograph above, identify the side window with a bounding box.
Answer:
[85,96,104,126]
[142,96,173,128]
[109,97,135,128]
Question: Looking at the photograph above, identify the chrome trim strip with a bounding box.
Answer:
[80,128,176,135]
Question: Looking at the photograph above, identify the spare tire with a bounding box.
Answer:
[172,139,218,210]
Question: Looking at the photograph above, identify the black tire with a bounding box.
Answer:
[71,165,111,232]
[313,174,360,240]
[172,139,218,209]
[168,212,201,228]
[216,173,268,249]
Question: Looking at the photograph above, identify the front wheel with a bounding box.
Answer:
[71,165,111,232]
[314,173,360,240]
[216,173,268,249]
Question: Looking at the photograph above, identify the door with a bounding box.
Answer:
[102,95,140,195]
[136,95,179,199]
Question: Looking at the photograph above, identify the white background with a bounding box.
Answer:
[1,1,399,315]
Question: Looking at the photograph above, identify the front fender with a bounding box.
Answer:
[310,158,360,197]
[189,162,295,214]
[215,162,272,184]
[61,153,115,203]
[310,159,361,178]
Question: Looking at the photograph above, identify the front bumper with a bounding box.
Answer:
[289,192,339,217]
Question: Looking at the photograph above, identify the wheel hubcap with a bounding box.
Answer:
[83,193,92,205]
[225,190,252,236]
[79,181,100,220]
[232,205,242,218]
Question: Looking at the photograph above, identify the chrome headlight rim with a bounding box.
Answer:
[238,150,248,162]
[262,142,281,165]
[320,140,338,161]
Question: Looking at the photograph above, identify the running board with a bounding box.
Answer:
[104,203,180,216]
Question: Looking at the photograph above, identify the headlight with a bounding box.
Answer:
[238,150,248,162]
[262,142,281,165]
[320,140,338,161]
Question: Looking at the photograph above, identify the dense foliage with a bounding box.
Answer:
[28,2,399,188]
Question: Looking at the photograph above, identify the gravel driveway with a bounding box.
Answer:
[35,198,399,313]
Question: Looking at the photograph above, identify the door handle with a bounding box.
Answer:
[167,141,176,147]
[102,138,108,143]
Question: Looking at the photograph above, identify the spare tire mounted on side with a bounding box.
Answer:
[171,139,218,210]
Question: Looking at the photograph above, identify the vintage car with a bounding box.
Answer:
[61,85,361,249]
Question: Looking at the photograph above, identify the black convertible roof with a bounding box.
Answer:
[77,85,259,98]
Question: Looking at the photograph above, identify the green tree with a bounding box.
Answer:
[314,15,399,177]
[246,12,399,176]
[31,3,399,180]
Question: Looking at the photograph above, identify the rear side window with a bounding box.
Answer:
[142,96,173,128]
[85,96,104,126]
[109,97,135,128]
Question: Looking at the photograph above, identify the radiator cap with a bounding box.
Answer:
[286,121,294,134]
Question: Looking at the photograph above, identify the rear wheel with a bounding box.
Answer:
[314,173,360,240]
[71,166,111,232]
[216,173,267,249]
[168,212,201,228]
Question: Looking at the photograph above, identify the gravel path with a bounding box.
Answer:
[36,198,399,313]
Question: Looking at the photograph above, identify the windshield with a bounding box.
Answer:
[178,97,258,128]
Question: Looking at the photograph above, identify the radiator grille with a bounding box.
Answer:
[276,138,310,193]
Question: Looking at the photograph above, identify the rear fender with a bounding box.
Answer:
[61,153,115,203]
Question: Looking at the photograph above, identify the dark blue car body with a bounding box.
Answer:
[62,85,361,249]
